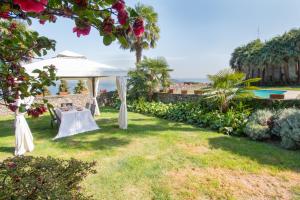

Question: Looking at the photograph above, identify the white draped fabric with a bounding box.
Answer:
[14,97,35,156]
[87,78,101,116]
[116,76,127,129]
[54,108,99,139]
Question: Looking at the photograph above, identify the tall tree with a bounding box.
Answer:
[120,3,160,64]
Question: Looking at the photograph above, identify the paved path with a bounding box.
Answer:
[284,90,300,99]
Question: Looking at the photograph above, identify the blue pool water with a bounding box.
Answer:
[253,90,286,99]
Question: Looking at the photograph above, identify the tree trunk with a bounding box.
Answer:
[135,38,143,66]
[135,48,142,65]
[296,58,300,83]
[283,60,290,84]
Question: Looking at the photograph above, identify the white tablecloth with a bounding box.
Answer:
[54,108,100,139]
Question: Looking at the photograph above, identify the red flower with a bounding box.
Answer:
[102,17,115,35]
[6,75,15,86]
[133,18,145,38]
[39,19,46,25]
[75,0,88,7]
[0,11,9,19]
[73,25,91,37]
[6,162,17,169]
[49,15,57,22]
[9,22,18,30]
[118,10,128,25]
[8,104,18,112]
[14,0,48,13]
[112,0,125,12]
[17,76,25,81]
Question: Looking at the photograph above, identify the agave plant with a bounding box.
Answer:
[205,69,260,112]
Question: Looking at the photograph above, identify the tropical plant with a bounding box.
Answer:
[245,109,274,140]
[0,156,96,199]
[119,3,160,64]
[272,108,300,150]
[205,69,260,112]
[57,80,69,94]
[74,80,87,94]
[128,57,172,100]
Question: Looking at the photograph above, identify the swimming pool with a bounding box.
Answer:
[253,90,286,99]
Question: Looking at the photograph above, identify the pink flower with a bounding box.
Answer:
[0,11,9,19]
[14,0,48,13]
[112,0,125,12]
[73,25,91,37]
[133,18,145,38]
[118,10,128,25]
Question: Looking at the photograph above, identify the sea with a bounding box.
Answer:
[49,78,209,95]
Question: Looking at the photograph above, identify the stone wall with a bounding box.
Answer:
[0,93,114,116]
[153,93,202,103]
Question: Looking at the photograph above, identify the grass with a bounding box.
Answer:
[0,108,300,200]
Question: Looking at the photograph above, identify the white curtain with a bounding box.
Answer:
[116,76,127,129]
[14,97,35,156]
[87,78,100,116]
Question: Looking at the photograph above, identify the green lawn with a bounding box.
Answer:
[0,108,300,200]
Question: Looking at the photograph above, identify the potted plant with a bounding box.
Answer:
[57,80,69,96]
[74,80,88,95]
[168,89,174,94]
[181,89,188,94]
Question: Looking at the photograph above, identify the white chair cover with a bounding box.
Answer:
[14,97,35,156]
[116,76,127,129]
[87,78,100,116]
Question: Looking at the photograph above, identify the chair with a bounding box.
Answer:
[61,103,73,107]
[85,103,90,109]
[48,106,61,128]
[90,104,96,116]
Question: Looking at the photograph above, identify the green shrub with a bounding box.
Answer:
[245,109,273,140]
[0,156,97,199]
[129,100,250,136]
[272,108,300,150]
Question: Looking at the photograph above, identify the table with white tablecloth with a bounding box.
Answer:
[54,108,100,139]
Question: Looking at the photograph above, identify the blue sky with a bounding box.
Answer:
[30,0,300,78]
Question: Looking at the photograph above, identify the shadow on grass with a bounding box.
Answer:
[54,136,131,151]
[208,136,300,172]
[0,146,14,153]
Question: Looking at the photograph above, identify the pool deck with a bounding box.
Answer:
[284,90,300,99]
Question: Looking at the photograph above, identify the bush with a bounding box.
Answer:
[245,109,273,140]
[0,156,97,199]
[272,108,300,149]
[129,99,250,136]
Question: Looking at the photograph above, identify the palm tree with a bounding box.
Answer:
[128,57,172,100]
[206,69,260,112]
[121,3,160,64]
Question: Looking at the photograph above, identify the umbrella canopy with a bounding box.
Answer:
[23,50,127,78]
